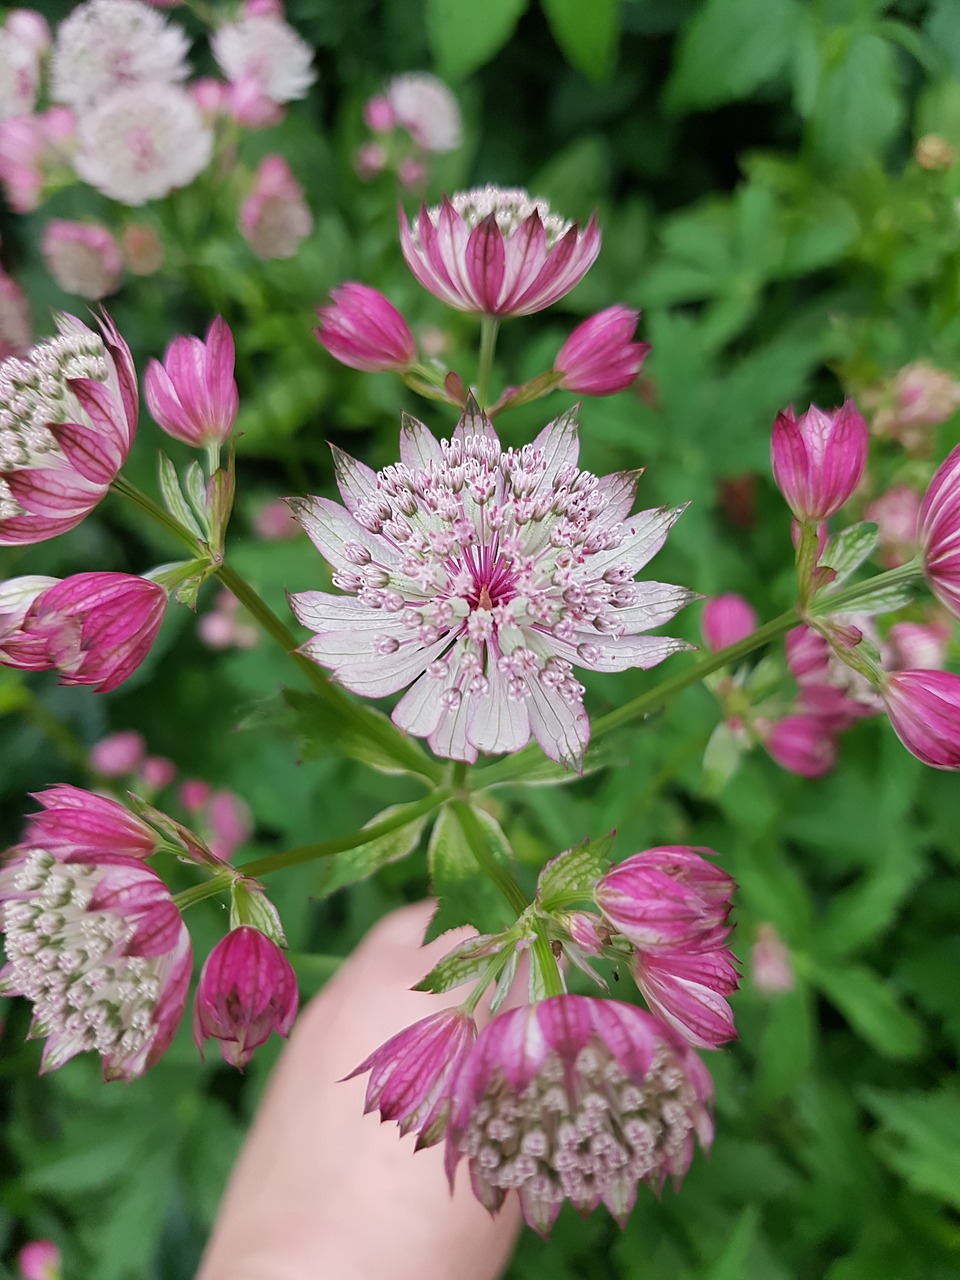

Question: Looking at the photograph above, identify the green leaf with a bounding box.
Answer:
[313,803,431,897]
[820,523,879,586]
[809,31,904,172]
[158,454,203,539]
[704,1205,760,1280]
[536,832,614,908]
[701,720,745,796]
[816,837,925,959]
[666,0,799,112]
[540,0,619,81]
[426,806,517,941]
[809,961,924,1059]
[425,0,529,81]
[282,688,438,781]
[861,1088,960,1209]
[755,984,815,1106]
[414,931,506,994]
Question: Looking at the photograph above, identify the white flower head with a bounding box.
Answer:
[0,13,48,120]
[73,81,213,206]
[51,0,190,109]
[289,403,694,768]
[386,73,461,153]
[211,14,315,105]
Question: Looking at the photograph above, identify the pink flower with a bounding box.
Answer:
[315,283,416,373]
[289,404,694,766]
[347,1008,476,1148]
[239,155,313,260]
[2,572,167,692]
[784,625,880,728]
[761,713,837,777]
[872,361,960,449]
[354,141,386,180]
[884,619,950,671]
[19,784,159,862]
[362,94,395,133]
[121,223,164,276]
[207,789,252,861]
[632,947,738,1049]
[770,400,867,521]
[399,185,601,318]
[0,108,75,214]
[144,316,238,448]
[919,443,960,620]
[42,220,122,300]
[89,729,146,776]
[179,779,211,813]
[0,312,137,545]
[444,995,713,1234]
[16,1239,60,1280]
[386,73,461,153]
[0,10,50,120]
[863,485,920,567]
[0,849,190,1078]
[139,755,176,789]
[254,497,298,540]
[594,847,734,953]
[750,924,794,995]
[700,593,757,652]
[882,669,960,769]
[211,14,314,107]
[554,306,649,396]
[51,0,189,109]
[397,155,427,190]
[193,925,298,1068]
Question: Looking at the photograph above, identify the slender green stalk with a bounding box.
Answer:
[476,318,500,410]
[808,559,921,616]
[451,799,528,915]
[531,922,565,998]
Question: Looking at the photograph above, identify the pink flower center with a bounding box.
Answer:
[458,543,517,612]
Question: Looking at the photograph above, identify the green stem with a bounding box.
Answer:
[451,799,528,915]
[531,922,565,998]
[809,559,921,616]
[476,318,500,411]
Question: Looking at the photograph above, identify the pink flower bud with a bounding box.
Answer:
[42,220,121,300]
[190,76,227,118]
[144,316,238,448]
[553,306,650,396]
[387,74,461,153]
[226,75,283,128]
[919,443,960,620]
[882,669,960,769]
[253,497,298,539]
[193,925,298,1068]
[17,1240,61,1280]
[762,714,836,777]
[89,730,146,777]
[121,223,164,276]
[207,789,252,861]
[347,1008,476,1148]
[770,400,867,521]
[595,846,735,953]
[396,155,427,189]
[179,779,211,812]
[362,94,396,133]
[244,0,284,15]
[632,946,738,1049]
[354,141,386,180]
[863,485,920,567]
[884,620,950,672]
[239,155,312,259]
[21,784,159,862]
[750,924,794,994]
[140,755,177,789]
[315,282,416,373]
[3,572,167,693]
[700,594,757,652]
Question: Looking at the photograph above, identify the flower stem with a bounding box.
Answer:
[450,799,528,915]
[808,559,921,616]
[476,317,500,411]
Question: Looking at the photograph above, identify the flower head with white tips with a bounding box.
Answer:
[289,403,694,767]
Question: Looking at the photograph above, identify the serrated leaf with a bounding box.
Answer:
[425,0,528,81]
[666,0,799,112]
[158,453,203,538]
[861,1088,960,1209]
[425,806,517,942]
[414,931,505,994]
[817,838,924,959]
[701,720,744,796]
[820,522,879,586]
[809,31,904,172]
[540,0,618,81]
[810,961,924,1059]
[536,833,614,908]
[183,460,210,533]
[826,579,916,616]
[313,803,431,896]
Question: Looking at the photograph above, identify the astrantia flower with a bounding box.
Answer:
[700,594,757,653]
[632,947,738,1049]
[19,784,159,863]
[238,154,312,260]
[785,625,881,728]
[919,443,960,620]
[144,316,239,447]
[444,995,713,1235]
[211,14,315,106]
[0,107,75,215]
[51,0,190,109]
[881,669,960,769]
[73,82,213,206]
[386,73,461,153]
[0,312,137,545]
[770,401,867,522]
[553,306,649,396]
[289,405,694,766]
[347,1008,476,1149]
[0,9,49,120]
[399,186,601,317]
[0,848,190,1078]
[315,283,416,373]
[42,220,122,300]
[595,847,735,953]
[761,713,837,777]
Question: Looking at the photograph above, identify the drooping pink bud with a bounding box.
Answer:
[594,846,734,953]
[21,784,159,862]
[700,593,757,652]
[192,925,298,1068]
[42,220,122,300]
[444,995,713,1234]
[190,76,227,118]
[89,729,146,777]
[347,1007,476,1149]
[0,850,190,1078]
[882,669,960,769]
[919,443,960,620]
[750,924,794,994]
[553,305,650,396]
[761,713,836,777]
[3,572,167,693]
[632,946,738,1049]
[16,1239,61,1280]
[239,155,313,259]
[315,283,416,373]
[144,316,238,448]
[770,400,867,521]
[784,625,880,728]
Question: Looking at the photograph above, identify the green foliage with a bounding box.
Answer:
[425,0,529,80]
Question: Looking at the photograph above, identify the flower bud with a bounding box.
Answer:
[121,223,164,276]
[42,220,121,300]
[863,485,920,567]
[239,155,312,260]
[315,283,416,373]
[193,925,298,1068]
[553,305,649,396]
[89,730,146,777]
[139,756,177,789]
[750,924,794,994]
[144,316,239,448]
[595,846,734,952]
[761,714,836,777]
[362,94,395,132]
[882,669,960,769]
[21,784,159,862]
[770,400,867,521]
[700,593,756,652]
[632,946,738,1049]
[17,1240,61,1280]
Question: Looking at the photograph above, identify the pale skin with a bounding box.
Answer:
[197,902,522,1280]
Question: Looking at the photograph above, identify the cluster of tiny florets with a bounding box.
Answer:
[51,0,190,108]
[446,186,571,244]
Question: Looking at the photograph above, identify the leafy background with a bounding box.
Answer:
[1,0,960,1276]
